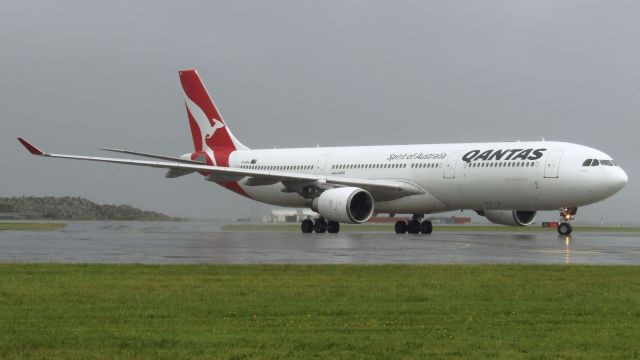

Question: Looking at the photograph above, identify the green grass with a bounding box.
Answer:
[0,222,65,231]
[1,264,640,359]
[223,223,640,233]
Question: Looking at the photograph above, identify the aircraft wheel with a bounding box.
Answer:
[301,219,314,233]
[327,221,340,233]
[314,219,327,233]
[420,220,433,234]
[558,222,572,236]
[394,220,407,234]
[407,220,421,234]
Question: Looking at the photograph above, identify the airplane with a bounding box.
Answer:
[18,69,628,236]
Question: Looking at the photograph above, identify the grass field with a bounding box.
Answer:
[0,222,65,231]
[223,223,640,233]
[1,264,639,359]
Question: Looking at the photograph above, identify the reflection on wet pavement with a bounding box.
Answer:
[1,221,639,264]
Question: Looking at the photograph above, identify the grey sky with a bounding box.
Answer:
[2,1,638,223]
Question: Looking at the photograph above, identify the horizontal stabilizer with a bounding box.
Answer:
[165,168,196,178]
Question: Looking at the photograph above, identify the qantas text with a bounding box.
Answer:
[462,148,547,163]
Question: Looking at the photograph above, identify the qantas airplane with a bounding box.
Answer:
[18,69,628,236]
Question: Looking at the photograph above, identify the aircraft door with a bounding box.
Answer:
[444,152,461,179]
[544,150,564,178]
[316,154,331,175]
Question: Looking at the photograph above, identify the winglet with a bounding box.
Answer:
[17,138,45,155]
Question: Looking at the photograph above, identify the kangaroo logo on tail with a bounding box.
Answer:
[179,69,248,166]
[183,94,226,153]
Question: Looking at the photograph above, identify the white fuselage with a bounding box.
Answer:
[227,141,627,215]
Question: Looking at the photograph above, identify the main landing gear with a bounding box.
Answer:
[302,214,434,235]
[395,215,433,235]
[557,207,577,236]
[301,218,340,234]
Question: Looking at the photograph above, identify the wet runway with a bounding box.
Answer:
[1,221,639,264]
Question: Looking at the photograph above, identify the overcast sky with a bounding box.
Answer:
[2,0,638,223]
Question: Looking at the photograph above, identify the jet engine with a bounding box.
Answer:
[312,187,374,224]
[476,210,537,227]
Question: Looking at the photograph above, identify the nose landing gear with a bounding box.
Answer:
[557,207,577,236]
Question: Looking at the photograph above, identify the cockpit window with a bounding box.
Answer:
[583,159,617,167]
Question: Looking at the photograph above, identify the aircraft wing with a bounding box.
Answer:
[17,138,424,198]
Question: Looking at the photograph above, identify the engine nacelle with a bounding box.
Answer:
[313,187,374,224]
[477,210,537,227]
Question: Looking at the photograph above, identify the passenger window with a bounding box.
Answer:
[591,159,600,166]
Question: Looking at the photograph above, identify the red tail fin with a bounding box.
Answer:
[179,70,247,166]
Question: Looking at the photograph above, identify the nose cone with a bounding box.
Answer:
[609,167,628,194]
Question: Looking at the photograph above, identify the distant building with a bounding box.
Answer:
[265,208,318,223]
[367,216,408,223]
